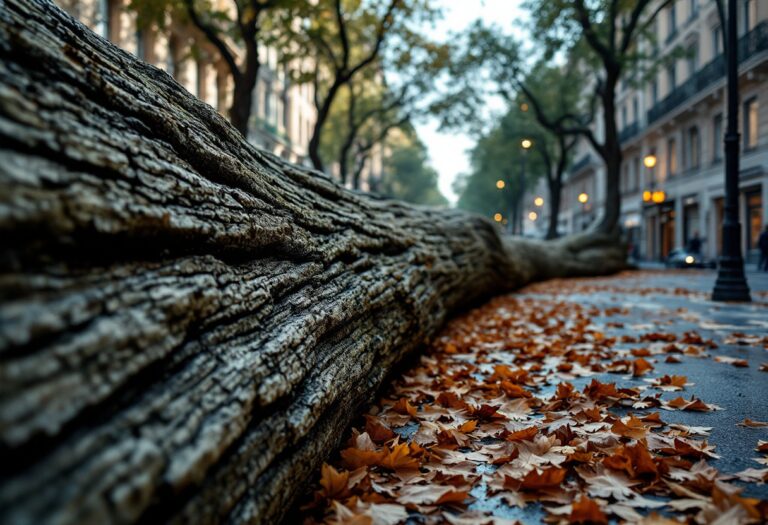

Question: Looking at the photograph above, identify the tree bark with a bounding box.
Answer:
[0,2,627,524]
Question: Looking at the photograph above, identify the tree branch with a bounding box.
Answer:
[183,0,240,80]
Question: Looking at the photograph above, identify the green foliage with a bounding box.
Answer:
[456,109,545,219]
[378,128,447,206]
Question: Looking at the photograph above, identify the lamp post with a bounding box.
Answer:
[712,0,750,302]
[517,139,532,235]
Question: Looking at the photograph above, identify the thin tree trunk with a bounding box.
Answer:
[0,2,627,524]
[546,177,562,240]
[309,80,343,172]
[596,76,622,235]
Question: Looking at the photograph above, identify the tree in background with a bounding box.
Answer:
[523,0,673,234]
[129,0,302,136]
[318,26,449,188]
[294,0,440,172]
[377,126,447,206]
[456,111,546,232]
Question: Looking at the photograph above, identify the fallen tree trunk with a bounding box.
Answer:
[0,1,627,524]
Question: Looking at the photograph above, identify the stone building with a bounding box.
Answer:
[550,0,768,264]
[56,0,317,164]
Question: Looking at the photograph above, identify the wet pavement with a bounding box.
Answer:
[475,268,768,521]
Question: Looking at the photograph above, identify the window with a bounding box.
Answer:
[621,105,627,128]
[744,0,757,32]
[745,190,763,251]
[686,42,698,76]
[651,79,659,104]
[668,3,677,37]
[712,25,723,56]
[667,63,677,92]
[667,137,678,176]
[712,113,723,161]
[744,97,759,149]
[633,97,639,122]
[688,0,698,18]
[633,156,641,191]
[685,126,700,170]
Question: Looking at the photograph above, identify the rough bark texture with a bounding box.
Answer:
[0,2,627,524]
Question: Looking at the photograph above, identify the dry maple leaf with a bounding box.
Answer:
[570,495,608,524]
[611,415,649,440]
[737,418,768,428]
[379,442,420,471]
[632,358,654,377]
[319,463,351,500]
[576,464,640,500]
[391,398,417,418]
[510,466,567,492]
[714,355,749,367]
[364,415,397,444]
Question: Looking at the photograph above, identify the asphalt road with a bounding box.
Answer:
[469,268,768,521]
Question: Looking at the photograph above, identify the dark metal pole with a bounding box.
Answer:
[518,151,527,235]
[712,0,751,301]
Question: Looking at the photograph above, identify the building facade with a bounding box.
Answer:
[551,0,768,264]
[56,0,317,164]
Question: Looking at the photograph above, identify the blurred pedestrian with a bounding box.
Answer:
[759,225,768,271]
[687,231,702,255]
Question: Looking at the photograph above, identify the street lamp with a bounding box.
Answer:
[712,0,750,301]
[643,154,657,169]
[513,139,533,235]
[534,196,544,207]
[493,213,503,223]
[578,192,589,204]
[496,179,505,189]
[528,211,538,221]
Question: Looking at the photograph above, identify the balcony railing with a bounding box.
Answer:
[647,21,768,125]
[570,154,592,174]
[619,121,640,144]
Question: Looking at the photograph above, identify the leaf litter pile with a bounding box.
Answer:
[301,272,768,524]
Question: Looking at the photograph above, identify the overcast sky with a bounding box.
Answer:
[414,0,527,204]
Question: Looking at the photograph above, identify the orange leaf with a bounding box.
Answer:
[632,358,654,376]
[501,380,533,398]
[364,415,396,444]
[380,443,419,470]
[738,418,768,428]
[458,420,477,433]
[392,398,417,417]
[318,463,350,499]
[518,467,567,491]
[435,490,470,505]
[339,447,386,470]
[503,426,539,442]
[570,495,608,524]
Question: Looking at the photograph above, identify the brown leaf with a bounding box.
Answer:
[318,463,350,500]
[391,398,417,417]
[364,415,396,444]
[570,495,608,524]
[738,418,768,428]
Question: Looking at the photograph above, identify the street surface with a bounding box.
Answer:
[302,269,768,523]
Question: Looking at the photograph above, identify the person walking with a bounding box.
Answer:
[759,225,768,271]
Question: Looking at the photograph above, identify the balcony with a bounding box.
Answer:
[619,121,640,144]
[647,21,768,125]
[570,154,593,174]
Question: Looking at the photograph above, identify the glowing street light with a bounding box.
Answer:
[578,192,589,204]
[493,213,503,222]
[651,190,666,203]
[643,154,657,169]
[496,179,505,189]
[534,196,544,207]
[521,139,533,150]
[520,103,529,112]
[642,190,652,202]
[528,211,538,221]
